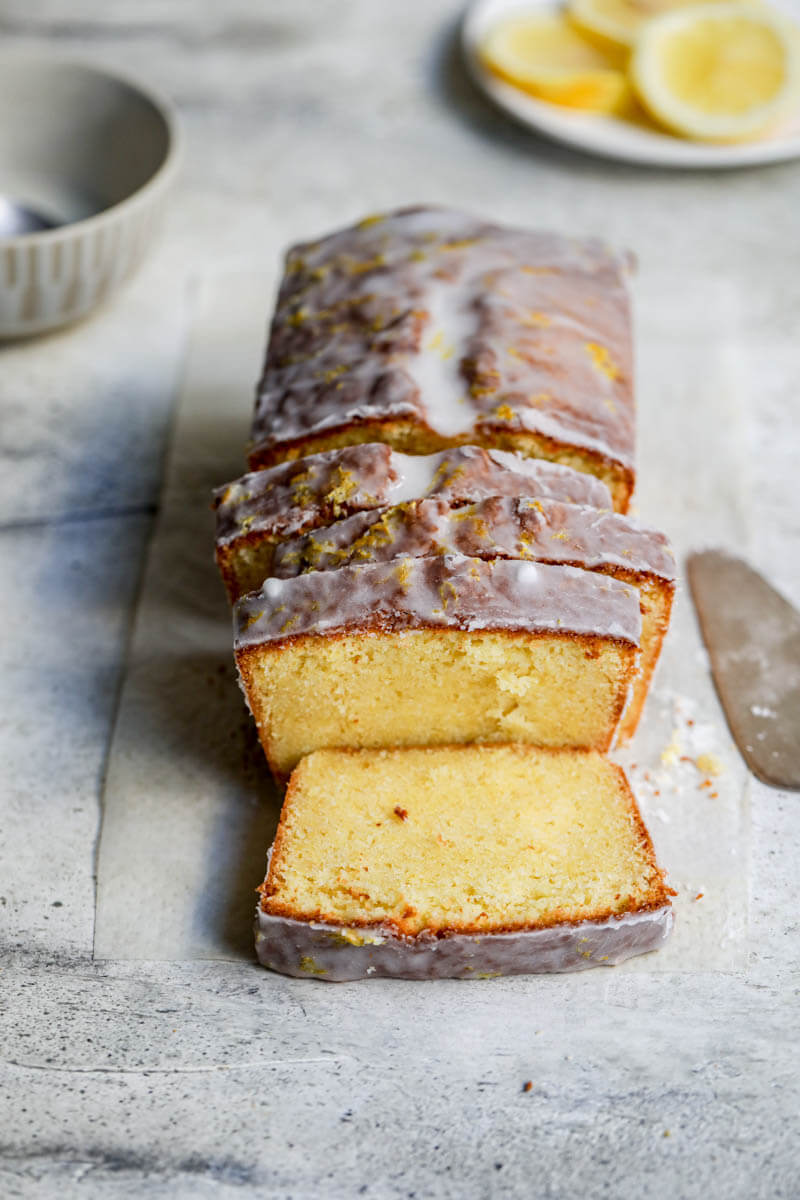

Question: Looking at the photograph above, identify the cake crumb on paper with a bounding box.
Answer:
[660,729,682,766]
[696,752,723,777]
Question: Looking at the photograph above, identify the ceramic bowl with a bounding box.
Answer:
[0,54,180,338]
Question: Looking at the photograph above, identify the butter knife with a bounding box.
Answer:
[688,550,800,790]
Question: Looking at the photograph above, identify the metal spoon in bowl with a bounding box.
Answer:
[0,196,60,237]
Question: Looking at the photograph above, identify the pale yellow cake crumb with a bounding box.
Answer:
[660,729,682,766]
[696,752,723,777]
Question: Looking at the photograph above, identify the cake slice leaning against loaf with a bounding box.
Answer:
[214,442,613,603]
[272,495,675,741]
[255,745,674,981]
[234,554,641,781]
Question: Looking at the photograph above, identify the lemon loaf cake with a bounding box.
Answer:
[248,207,635,511]
[255,745,674,981]
[234,554,641,780]
[215,442,612,602]
[272,495,675,740]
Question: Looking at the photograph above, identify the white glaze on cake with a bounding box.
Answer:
[214,443,612,547]
[254,904,674,981]
[249,207,634,470]
[403,276,479,437]
[272,495,676,581]
[233,554,642,649]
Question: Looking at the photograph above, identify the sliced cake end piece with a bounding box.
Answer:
[214,443,613,603]
[256,745,674,981]
[234,554,642,780]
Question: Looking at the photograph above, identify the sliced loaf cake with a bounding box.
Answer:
[215,443,612,602]
[234,554,641,780]
[256,745,673,981]
[272,495,675,740]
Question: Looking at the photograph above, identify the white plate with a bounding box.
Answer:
[462,0,800,169]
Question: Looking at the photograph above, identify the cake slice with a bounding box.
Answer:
[214,442,612,602]
[273,495,675,741]
[234,554,641,780]
[248,206,635,511]
[255,745,674,981]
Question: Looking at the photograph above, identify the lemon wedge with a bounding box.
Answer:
[631,4,800,141]
[480,12,629,112]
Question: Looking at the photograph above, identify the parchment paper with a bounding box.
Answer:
[94,270,751,968]
[94,272,281,961]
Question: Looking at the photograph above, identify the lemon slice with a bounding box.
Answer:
[631,4,800,142]
[480,12,629,113]
[568,0,734,53]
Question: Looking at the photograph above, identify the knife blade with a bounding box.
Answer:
[687,550,800,790]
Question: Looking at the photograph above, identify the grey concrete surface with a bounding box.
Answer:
[1,3,799,1196]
